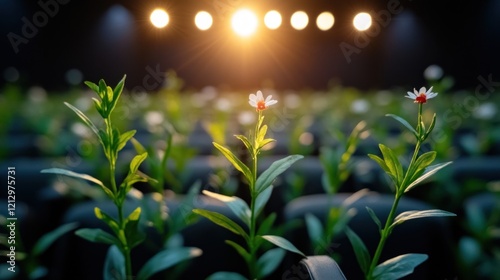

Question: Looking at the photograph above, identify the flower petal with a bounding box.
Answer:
[265,100,278,107]
[256,91,264,101]
[419,87,427,94]
[249,100,257,107]
[406,91,416,99]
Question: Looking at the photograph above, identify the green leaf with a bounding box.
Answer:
[130,137,148,155]
[117,130,136,152]
[84,80,99,93]
[64,102,102,140]
[368,154,395,183]
[257,248,285,278]
[98,79,107,99]
[405,161,452,192]
[193,209,249,241]
[392,209,456,228]
[366,207,382,233]
[254,185,273,216]
[32,222,78,256]
[213,142,252,183]
[257,212,276,236]
[373,253,428,280]
[305,213,324,245]
[386,114,418,138]
[379,144,403,186]
[130,153,148,174]
[407,152,436,183]
[111,75,126,106]
[41,168,113,198]
[256,155,303,194]
[136,247,202,280]
[261,235,306,258]
[424,113,437,140]
[124,207,145,249]
[75,228,120,247]
[225,240,250,263]
[103,245,125,280]
[206,272,248,280]
[345,226,371,275]
[94,207,120,236]
[202,190,251,226]
[234,134,253,152]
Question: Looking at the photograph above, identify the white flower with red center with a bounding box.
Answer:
[405,87,438,104]
[249,90,277,111]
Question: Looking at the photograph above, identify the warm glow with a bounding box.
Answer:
[291,11,309,30]
[150,9,169,28]
[195,11,213,30]
[353,12,372,31]
[264,10,282,30]
[316,12,334,31]
[231,9,258,37]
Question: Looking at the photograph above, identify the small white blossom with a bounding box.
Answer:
[249,90,277,111]
[405,86,438,104]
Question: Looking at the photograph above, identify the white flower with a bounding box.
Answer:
[405,86,438,104]
[249,90,277,111]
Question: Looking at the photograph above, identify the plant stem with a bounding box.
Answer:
[366,106,424,279]
[247,111,262,279]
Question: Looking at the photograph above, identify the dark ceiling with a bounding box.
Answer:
[1,0,499,91]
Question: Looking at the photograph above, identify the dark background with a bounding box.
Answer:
[1,0,499,91]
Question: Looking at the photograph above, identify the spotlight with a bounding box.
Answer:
[291,11,309,30]
[316,12,334,31]
[264,10,282,30]
[195,11,213,31]
[231,9,258,37]
[353,12,372,31]
[150,8,169,28]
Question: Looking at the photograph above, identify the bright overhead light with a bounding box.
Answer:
[231,9,258,37]
[316,12,334,31]
[353,12,372,31]
[150,8,169,28]
[264,10,282,30]
[195,11,213,31]
[291,11,309,30]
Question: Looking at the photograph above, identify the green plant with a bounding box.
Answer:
[347,87,456,279]
[41,76,200,279]
[193,91,306,279]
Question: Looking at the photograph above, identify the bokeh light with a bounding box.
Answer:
[264,10,282,30]
[291,11,309,30]
[150,9,169,28]
[353,12,372,31]
[231,9,258,37]
[316,12,334,31]
[195,11,213,31]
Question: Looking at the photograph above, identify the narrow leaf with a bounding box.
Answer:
[254,185,273,216]
[94,207,120,236]
[64,102,101,139]
[103,245,125,280]
[405,161,452,192]
[213,142,252,183]
[41,168,106,189]
[202,190,251,226]
[84,80,99,93]
[234,134,253,152]
[386,114,418,138]
[257,248,285,278]
[75,228,120,247]
[261,235,306,258]
[225,240,250,263]
[379,144,403,186]
[206,272,248,280]
[366,207,382,233]
[373,253,428,280]
[32,222,78,256]
[193,209,249,240]
[423,113,437,140]
[368,154,391,176]
[130,137,148,155]
[130,153,148,174]
[257,213,277,236]
[392,209,456,228]
[136,247,202,280]
[345,226,371,275]
[117,130,136,152]
[305,213,324,245]
[256,155,303,193]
